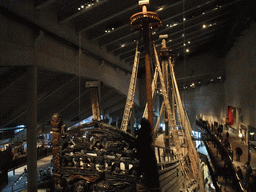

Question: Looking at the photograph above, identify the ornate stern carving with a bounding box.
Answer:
[51,113,64,191]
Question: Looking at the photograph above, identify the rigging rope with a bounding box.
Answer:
[78,33,82,122]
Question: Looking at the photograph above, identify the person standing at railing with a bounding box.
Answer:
[226,131,229,140]
[235,147,243,161]
[245,176,256,192]
[237,166,244,181]
[136,118,160,192]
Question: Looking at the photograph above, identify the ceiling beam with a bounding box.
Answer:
[98,0,217,48]
[59,0,110,24]
[0,76,77,128]
[78,4,137,34]
[104,0,238,56]
[89,0,183,42]
[35,0,58,10]
[118,11,233,60]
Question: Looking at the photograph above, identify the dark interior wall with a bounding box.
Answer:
[180,82,226,129]
[178,22,256,130]
[224,22,256,128]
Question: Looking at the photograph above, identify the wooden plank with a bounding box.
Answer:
[159,162,179,175]
[160,170,177,188]
[159,167,177,182]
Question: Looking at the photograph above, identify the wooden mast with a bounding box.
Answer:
[129,0,162,142]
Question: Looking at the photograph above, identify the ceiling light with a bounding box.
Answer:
[168,39,172,42]
[186,49,189,52]
[112,28,114,30]
[81,5,84,8]
[202,24,206,28]
[183,18,186,21]
[78,8,81,10]
[166,24,169,27]
[121,44,125,47]
[188,41,190,44]
[157,7,163,11]
[183,43,186,46]
[202,12,205,14]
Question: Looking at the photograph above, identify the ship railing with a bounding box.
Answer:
[196,120,247,192]
[153,144,182,170]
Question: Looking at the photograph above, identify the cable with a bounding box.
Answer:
[79,33,82,122]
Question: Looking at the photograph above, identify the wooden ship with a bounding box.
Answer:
[51,1,204,191]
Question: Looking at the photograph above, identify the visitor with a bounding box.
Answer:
[241,136,245,144]
[136,118,160,191]
[226,131,229,140]
[245,163,252,184]
[237,166,243,181]
[235,147,243,161]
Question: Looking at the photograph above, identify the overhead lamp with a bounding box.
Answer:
[202,24,206,28]
[188,41,190,44]
[183,18,186,21]
[81,5,84,8]
[183,43,186,46]
[186,49,189,52]
[157,7,163,11]
[78,8,81,10]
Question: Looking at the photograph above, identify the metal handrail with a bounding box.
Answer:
[196,120,247,192]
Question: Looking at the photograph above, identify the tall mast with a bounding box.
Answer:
[129,0,162,141]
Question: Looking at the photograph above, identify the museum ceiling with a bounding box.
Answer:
[0,0,255,132]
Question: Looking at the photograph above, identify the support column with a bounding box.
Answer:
[26,65,38,192]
